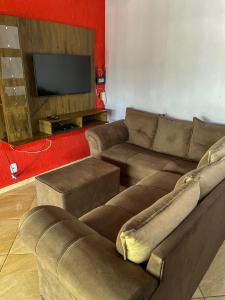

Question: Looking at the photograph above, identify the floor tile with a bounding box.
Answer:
[200,243,225,297]
[205,297,225,300]
[0,254,39,300]
[0,194,34,219]
[192,287,203,298]
[4,182,36,197]
[10,232,32,255]
[30,196,37,209]
[0,256,6,271]
[0,219,19,255]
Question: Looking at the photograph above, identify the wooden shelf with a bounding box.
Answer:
[39,109,107,135]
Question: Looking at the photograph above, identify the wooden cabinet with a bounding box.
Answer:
[39,109,107,135]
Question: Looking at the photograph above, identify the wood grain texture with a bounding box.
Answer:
[0,15,32,142]
[0,101,6,139]
[0,15,96,143]
[19,17,96,133]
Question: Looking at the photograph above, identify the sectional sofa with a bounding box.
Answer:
[20,108,225,300]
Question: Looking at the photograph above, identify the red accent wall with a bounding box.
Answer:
[0,0,105,188]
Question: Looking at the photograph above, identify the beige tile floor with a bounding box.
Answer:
[0,182,225,300]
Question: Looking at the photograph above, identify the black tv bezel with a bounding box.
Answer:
[32,53,92,98]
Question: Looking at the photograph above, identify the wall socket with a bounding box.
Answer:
[10,163,18,174]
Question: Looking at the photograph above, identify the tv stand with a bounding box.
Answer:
[39,109,107,135]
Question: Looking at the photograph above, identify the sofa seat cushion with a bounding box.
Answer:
[125,152,196,180]
[124,108,159,149]
[99,143,197,182]
[152,116,193,158]
[107,185,168,215]
[126,153,170,179]
[188,117,225,161]
[116,181,200,264]
[138,171,181,192]
[80,205,133,243]
[162,158,197,175]
[99,142,144,163]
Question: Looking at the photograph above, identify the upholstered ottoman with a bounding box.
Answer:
[36,157,120,218]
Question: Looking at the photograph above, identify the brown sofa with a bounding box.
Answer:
[20,108,225,300]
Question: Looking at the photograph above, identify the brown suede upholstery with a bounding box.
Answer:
[106,185,167,215]
[188,117,225,161]
[85,120,129,155]
[80,204,133,242]
[116,181,200,263]
[99,143,196,184]
[198,136,225,168]
[153,116,193,158]
[36,158,120,218]
[81,171,181,243]
[124,107,159,149]
[138,171,181,192]
[149,179,225,300]
[20,108,225,300]
[162,157,197,175]
[20,180,225,300]
[20,206,158,300]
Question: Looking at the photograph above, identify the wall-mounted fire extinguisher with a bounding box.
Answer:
[96,66,106,85]
[96,66,106,109]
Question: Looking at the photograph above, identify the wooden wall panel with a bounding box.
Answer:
[19,18,95,132]
[0,15,95,142]
[0,100,6,140]
[0,15,32,142]
[4,106,31,141]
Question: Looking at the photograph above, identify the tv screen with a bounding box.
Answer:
[33,53,91,97]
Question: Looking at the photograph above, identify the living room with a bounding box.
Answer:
[1,1,225,300]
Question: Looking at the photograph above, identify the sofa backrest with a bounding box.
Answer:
[176,158,225,200]
[198,136,225,168]
[188,117,225,161]
[152,116,193,158]
[124,107,159,149]
[147,179,225,300]
[124,108,225,162]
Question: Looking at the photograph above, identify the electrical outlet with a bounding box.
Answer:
[10,163,18,174]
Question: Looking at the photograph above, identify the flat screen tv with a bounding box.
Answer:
[33,53,91,97]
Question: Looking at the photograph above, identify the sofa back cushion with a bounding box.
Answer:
[152,116,193,158]
[124,108,158,149]
[198,136,225,168]
[176,158,225,200]
[188,118,225,161]
[116,181,200,264]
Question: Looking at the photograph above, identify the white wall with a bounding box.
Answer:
[106,0,225,122]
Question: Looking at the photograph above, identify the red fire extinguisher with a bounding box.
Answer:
[96,66,106,109]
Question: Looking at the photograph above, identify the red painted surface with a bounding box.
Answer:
[0,0,105,188]
[0,0,105,66]
[0,130,90,188]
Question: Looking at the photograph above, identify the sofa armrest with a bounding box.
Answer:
[20,206,157,300]
[85,120,129,155]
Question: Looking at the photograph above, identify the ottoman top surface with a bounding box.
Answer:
[36,157,120,193]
